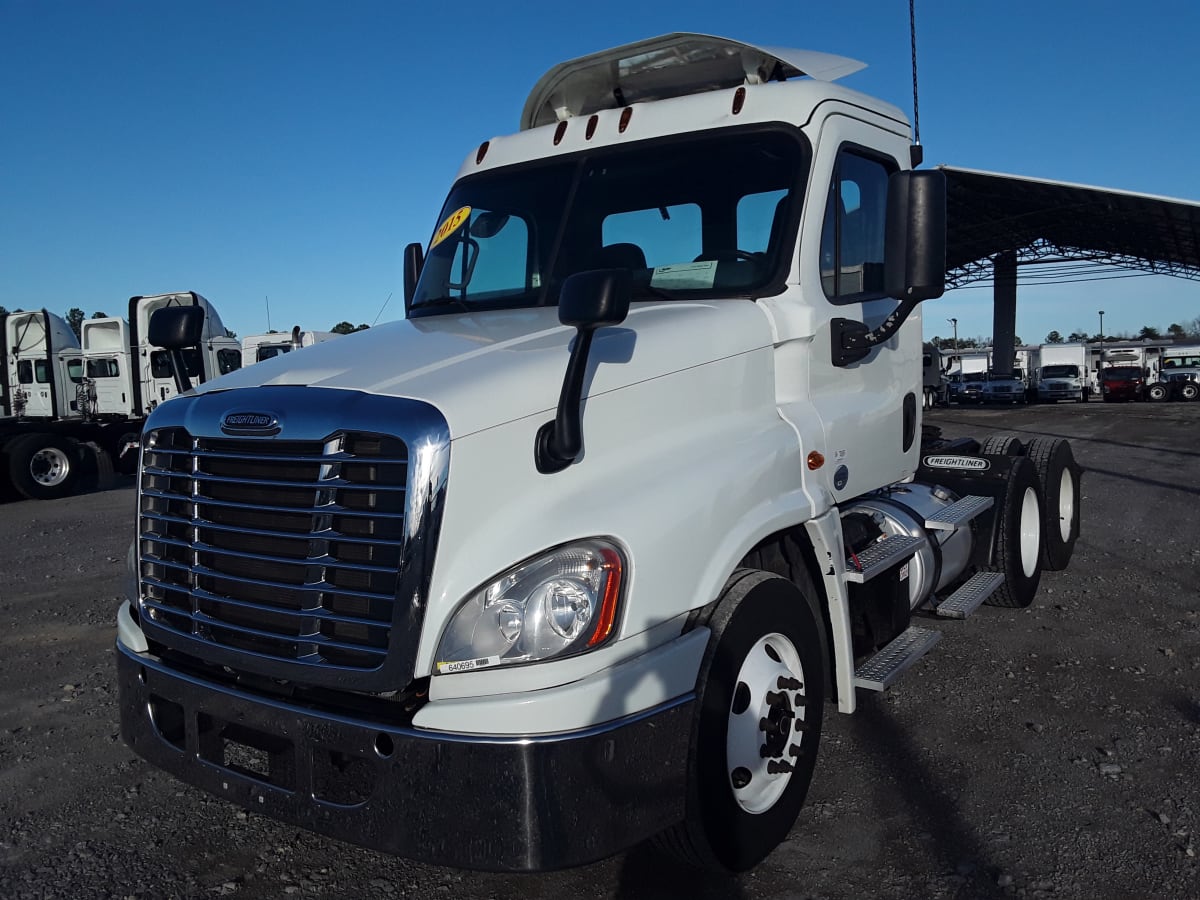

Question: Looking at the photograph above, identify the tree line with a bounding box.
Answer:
[930,316,1200,351]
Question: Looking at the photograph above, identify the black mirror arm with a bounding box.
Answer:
[167,349,193,394]
[535,327,595,473]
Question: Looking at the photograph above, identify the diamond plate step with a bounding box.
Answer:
[924,494,994,531]
[853,625,942,691]
[844,533,925,583]
[935,571,1006,619]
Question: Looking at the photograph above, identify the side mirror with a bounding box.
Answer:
[535,269,631,473]
[403,242,425,313]
[558,268,631,330]
[148,305,206,394]
[884,169,946,302]
[148,305,205,350]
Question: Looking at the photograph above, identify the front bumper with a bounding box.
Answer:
[118,643,692,871]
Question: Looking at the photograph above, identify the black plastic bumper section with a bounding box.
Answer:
[118,644,692,871]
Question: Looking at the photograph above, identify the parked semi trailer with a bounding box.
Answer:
[1,292,239,498]
[117,34,1084,874]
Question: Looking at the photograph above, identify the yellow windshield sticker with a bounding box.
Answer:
[430,206,471,250]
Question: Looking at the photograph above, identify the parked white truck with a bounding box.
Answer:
[1147,345,1200,401]
[242,326,341,365]
[1,292,239,498]
[1031,344,1089,403]
[116,34,1083,874]
[921,342,949,408]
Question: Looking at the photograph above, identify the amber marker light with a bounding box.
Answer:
[553,121,567,145]
[585,114,599,140]
[587,547,624,647]
[807,451,825,470]
[475,141,490,164]
[732,86,746,115]
[619,106,633,133]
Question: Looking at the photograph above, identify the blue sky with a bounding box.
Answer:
[2,1,1197,345]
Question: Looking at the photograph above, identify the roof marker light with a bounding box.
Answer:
[585,114,599,140]
[553,121,567,145]
[619,107,633,133]
[475,141,490,164]
[732,86,746,115]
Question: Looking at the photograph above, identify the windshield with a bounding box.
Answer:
[1041,365,1079,378]
[1163,355,1200,369]
[1103,367,1141,381]
[410,128,807,316]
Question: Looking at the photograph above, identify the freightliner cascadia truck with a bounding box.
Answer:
[117,34,1083,873]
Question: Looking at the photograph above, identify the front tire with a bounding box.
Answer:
[5,433,81,500]
[658,569,825,872]
[1181,382,1199,402]
[1147,383,1169,402]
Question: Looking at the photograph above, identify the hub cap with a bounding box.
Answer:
[1019,486,1041,578]
[30,447,71,487]
[726,632,807,814]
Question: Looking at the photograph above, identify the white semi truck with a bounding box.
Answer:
[242,326,341,365]
[116,34,1083,874]
[1030,344,1089,403]
[921,342,949,408]
[1,292,239,498]
[1147,345,1200,401]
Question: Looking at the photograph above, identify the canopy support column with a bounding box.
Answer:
[992,250,1018,375]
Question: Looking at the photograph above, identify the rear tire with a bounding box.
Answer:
[982,456,1044,608]
[656,569,825,872]
[5,433,81,500]
[980,433,1025,456]
[1181,382,1199,402]
[1023,438,1082,571]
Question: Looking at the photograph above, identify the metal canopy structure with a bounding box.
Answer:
[941,166,1200,288]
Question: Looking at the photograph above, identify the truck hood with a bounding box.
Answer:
[196,302,773,438]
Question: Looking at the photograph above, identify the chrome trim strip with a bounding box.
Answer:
[139,510,405,547]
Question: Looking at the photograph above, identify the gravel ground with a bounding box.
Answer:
[1,401,1197,900]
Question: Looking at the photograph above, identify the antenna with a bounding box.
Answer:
[909,0,923,167]
[372,291,393,326]
[265,295,272,331]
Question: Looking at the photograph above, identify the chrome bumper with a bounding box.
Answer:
[117,644,692,871]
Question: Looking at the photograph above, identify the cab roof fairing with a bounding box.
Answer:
[520,32,870,132]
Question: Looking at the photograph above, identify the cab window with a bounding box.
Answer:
[820,150,893,300]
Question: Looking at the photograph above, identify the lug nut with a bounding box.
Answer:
[766,760,795,775]
[777,676,802,690]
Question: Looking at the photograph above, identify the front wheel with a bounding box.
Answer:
[6,433,81,500]
[1147,383,1169,402]
[1181,382,1199,402]
[657,569,825,872]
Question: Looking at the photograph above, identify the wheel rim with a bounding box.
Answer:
[1057,468,1075,543]
[30,447,71,487]
[726,632,807,815]
[1018,486,1041,578]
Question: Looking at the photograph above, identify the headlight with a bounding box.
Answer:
[435,539,625,674]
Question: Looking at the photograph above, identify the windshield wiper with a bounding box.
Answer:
[411,295,472,314]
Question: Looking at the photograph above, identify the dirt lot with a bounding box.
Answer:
[1,401,1197,900]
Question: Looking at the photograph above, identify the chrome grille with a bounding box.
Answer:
[138,426,408,670]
